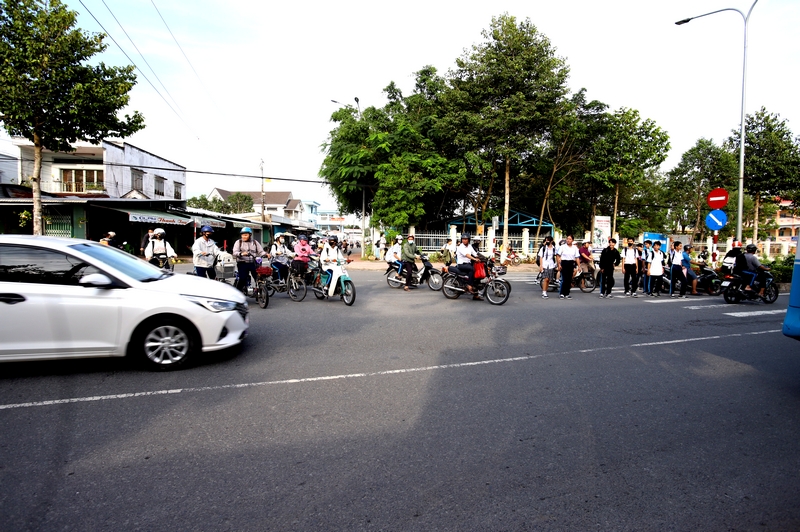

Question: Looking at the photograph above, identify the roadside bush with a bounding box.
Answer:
[767,256,794,283]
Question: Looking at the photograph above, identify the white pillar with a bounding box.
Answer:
[764,238,771,258]
[522,228,530,256]
[781,242,790,257]
[449,224,457,244]
[486,226,495,254]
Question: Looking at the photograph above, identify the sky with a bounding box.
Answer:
[48,0,800,211]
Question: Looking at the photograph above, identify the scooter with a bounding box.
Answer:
[722,271,779,304]
[309,253,356,306]
[385,254,443,291]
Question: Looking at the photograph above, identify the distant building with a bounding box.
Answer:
[207,189,306,220]
[770,199,800,243]
[13,139,186,200]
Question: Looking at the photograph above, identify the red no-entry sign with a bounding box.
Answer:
[707,188,729,209]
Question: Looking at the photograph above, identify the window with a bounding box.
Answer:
[174,183,183,200]
[780,229,787,237]
[132,169,144,192]
[0,245,100,285]
[154,176,165,197]
[60,169,104,193]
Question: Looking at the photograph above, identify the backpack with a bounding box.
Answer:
[442,248,453,264]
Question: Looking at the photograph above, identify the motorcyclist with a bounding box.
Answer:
[743,243,770,296]
[386,235,403,277]
[232,227,266,292]
[320,234,345,296]
[400,234,421,292]
[292,234,315,275]
[144,227,177,267]
[192,225,220,279]
[456,233,483,300]
[721,240,747,277]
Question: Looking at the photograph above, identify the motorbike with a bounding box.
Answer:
[534,265,597,293]
[265,259,307,302]
[722,271,779,304]
[385,254,443,291]
[309,254,356,306]
[441,256,510,305]
[659,263,723,296]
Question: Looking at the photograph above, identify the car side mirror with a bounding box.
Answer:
[79,273,114,288]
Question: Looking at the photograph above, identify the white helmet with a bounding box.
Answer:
[153,228,166,236]
[396,235,403,242]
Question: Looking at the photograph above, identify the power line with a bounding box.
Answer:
[99,0,186,119]
[150,0,218,107]
[4,152,331,186]
[76,0,196,136]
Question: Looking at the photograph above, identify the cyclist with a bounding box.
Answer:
[192,225,219,279]
[292,234,314,275]
[270,234,291,284]
[144,227,177,267]
[232,227,266,292]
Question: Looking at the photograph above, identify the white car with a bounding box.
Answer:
[0,235,248,369]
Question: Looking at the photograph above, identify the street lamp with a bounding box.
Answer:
[676,0,759,243]
[331,97,367,257]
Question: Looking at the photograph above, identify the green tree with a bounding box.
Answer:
[665,138,737,241]
[187,195,227,213]
[0,0,144,235]
[586,107,670,236]
[444,14,570,246]
[226,192,253,214]
[727,107,800,241]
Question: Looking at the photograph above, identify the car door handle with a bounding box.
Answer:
[0,293,26,305]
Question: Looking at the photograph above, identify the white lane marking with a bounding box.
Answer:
[683,304,732,310]
[723,309,787,318]
[0,329,782,411]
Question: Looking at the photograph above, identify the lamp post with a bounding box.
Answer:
[331,97,366,257]
[676,0,758,243]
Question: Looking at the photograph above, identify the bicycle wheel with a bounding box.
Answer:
[288,276,307,302]
[427,271,444,291]
[342,280,356,306]
[579,273,596,293]
[257,284,269,309]
[265,278,276,297]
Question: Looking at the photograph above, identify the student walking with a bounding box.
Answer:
[598,239,621,298]
[556,235,580,299]
[647,241,665,296]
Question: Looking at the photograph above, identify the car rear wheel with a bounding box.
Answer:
[133,317,198,370]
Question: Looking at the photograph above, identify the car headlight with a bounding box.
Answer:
[185,295,238,313]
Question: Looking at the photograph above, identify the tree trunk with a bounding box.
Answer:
[502,157,510,250]
[612,183,620,238]
[32,136,43,236]
[753,194,760,243]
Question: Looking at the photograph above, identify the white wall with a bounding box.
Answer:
[104,142,186,199]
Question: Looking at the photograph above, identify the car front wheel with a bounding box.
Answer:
[133,317,197,370]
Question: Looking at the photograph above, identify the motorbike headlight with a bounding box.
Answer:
[185,295,238,313]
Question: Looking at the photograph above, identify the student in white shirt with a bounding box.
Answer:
[647,241,666,296]
[537,237,557,299]
[556,235,580,299]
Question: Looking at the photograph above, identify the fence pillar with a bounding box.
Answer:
[449,225,457,244]
[486,226,495,253]
[522,228,530,255]
[409,226,415,237]
[781,242,790,257]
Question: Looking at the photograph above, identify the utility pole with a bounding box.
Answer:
[260,159,265,223]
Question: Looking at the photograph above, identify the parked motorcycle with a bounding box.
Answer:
[309,255,356,306]
[534,267,596,293]
[385,254,443,291]
[722,271,779,304]
[442,256,510,305]
[695,264,724,295]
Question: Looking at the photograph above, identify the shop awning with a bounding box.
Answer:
[110,207,192,225]
[192,216,226,229]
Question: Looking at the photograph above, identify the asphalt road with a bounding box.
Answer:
[1,270,799,531]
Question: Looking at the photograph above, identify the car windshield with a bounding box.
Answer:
[69,242,168,282]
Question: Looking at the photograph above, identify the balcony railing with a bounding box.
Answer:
[61,182,105,193]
